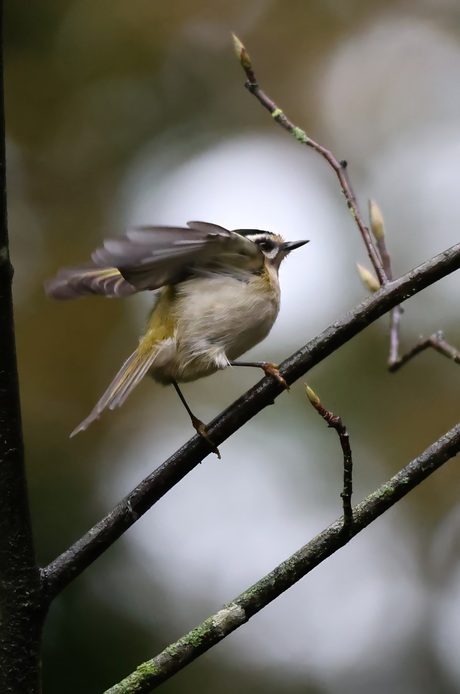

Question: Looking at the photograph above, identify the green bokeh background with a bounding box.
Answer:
[6,1,460,692]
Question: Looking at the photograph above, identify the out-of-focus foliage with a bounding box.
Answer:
[7,1,460,692]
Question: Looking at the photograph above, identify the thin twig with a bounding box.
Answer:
[40,242,460,603]
[368,200,392,280]
[389,331,460,373]
[306,386,353,531]
[366,200,460,372]
[232,34,387,285]
[103,422,460,693]
[388,305,404,366]
[367,199,405,367]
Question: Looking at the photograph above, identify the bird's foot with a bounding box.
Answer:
[259,362,289,391]
[191,416,221,459]
[230,360,289,390]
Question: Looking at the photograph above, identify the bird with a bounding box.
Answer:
[45,221,309,455]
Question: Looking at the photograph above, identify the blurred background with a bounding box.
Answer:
[6,0,460,692]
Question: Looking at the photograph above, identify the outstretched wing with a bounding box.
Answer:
[44,264,137,299]
[92,222,264,291]
[45,222,264,300]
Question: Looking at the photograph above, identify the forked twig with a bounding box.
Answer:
[389,331,460,373]
[366,200,459,371]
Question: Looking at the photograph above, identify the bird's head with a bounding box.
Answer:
[237,230,309,269]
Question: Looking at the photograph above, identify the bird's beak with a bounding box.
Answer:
[280,239,309,254]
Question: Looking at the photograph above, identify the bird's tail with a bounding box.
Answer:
[70,340,159,437]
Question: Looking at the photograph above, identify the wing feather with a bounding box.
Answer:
[45,222,265,299]
[91,222,263,291]
[44,264,136,300]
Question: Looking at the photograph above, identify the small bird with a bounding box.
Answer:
[45,221,308,454]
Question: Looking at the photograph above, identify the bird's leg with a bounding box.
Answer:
[230,361,289,390]
[172,380,221,459]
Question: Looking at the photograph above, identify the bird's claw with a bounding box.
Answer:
[191,417,221,459]
[261,362,290,391]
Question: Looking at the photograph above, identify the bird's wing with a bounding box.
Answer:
[44,264,137,300]
[46,223,264,299]
[92,222,264,290]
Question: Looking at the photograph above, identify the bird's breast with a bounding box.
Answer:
[148,270,281,383]
[177,272,279,373]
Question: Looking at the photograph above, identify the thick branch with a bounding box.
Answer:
[0,3,43,691]
[103,422,460,693]
[40,242,460,603]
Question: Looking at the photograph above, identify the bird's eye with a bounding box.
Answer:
[257,239,275,252]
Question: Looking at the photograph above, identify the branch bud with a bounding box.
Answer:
[369,199,385,242]
[305,385,320,405]
[357,263,380,293]
[231,33,252,70]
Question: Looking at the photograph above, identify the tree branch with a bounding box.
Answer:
[0,2,43,690]
[232,34,387,285]
[389,330,460,372]
[233,38,460,378]
[40,242,460,604]
[366,201,460,372]
[102,422,460,693]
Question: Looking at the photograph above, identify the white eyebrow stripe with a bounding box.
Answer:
[245,233,276,244]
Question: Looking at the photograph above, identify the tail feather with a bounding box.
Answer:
[70,346,158,437]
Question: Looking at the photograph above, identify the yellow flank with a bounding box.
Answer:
[141,287,177,353]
